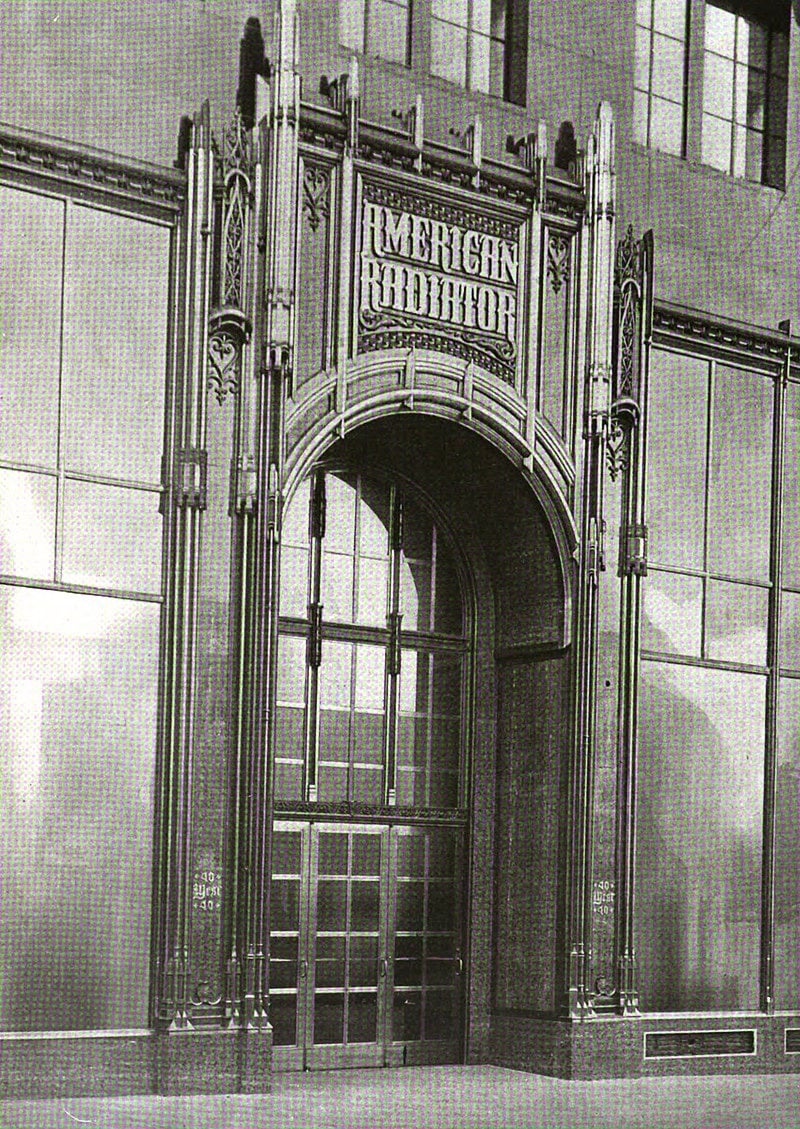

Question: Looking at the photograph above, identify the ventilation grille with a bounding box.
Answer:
[645,1029,755,1058]
[786,1029,800,1054]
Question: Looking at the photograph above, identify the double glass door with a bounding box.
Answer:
[270,820,464,1070]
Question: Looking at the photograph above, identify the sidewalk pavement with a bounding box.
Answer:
[2,1065,799,1129]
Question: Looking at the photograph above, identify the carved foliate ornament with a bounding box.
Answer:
[302,164,330,232]
[546,231,571,293]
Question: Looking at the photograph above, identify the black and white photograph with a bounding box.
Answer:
[0,1,798,1125]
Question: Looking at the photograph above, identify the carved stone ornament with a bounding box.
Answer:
[208,307,252,405]
[546,231,571,293]
[302,164,331,232]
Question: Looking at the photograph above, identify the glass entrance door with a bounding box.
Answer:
[270,821,463,1070]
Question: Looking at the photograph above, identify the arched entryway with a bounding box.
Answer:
[269,413,573,1071]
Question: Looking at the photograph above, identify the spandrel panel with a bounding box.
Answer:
[0,585,159,1031]
[62,206,169,484]
[61,479,162,594]
[774,677,800,1009]
[635,661,764,1012]
[646,351,708,569]
[0,185,63,467]
[0,468,56,581]
[708,365,772,581]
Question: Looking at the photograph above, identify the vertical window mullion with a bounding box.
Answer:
[54,201,70,584]
[305,472,325,802]
[701,358,715,658]
[385,487,402,805]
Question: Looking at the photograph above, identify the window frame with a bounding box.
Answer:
[634,0,791,190]
[276,464,472,812]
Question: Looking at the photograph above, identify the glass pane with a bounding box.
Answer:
[647,350,708,569]
[708,366,772,580]
[431,654,461,716]
[321,551,354,622]
[0,586,159,1031]
[783,384,800,587]
[367,0,408,64]
[0,186,63,467]
[432,0,466,25]
[62,207,169,484]
[269,996,297,1046]
[703,52,735,119]
[397,880,426,931]
[642,569,702,656]
[401,557,432,631]
[319,641,352,709]
[774,677,800,1008]
[280,545,309,617]
[633,89,650,145]
[271,878,300,932]
[315,936,346,987]
[635,25,651,90]
[425,990,455,1040]
[317,762,349,800]
[319,832,349,875]
[653,0,686,39]
[649,95,684,156]
[61,480,162,594]
[319,711,350,763]
[636,661,765,1011]
[277,634,306,704]
[739,66,765,129]
[272,829,302,875]
[706,580,768,665]
[355,643,385,710]
[780,590,800,670]
[314,993,344,1044]
[339,0,365,50]
[359,477,390,556]
[324,473,356,553]
[352,834,382,876]
[393,991,421,1040]
[0,469,56,581]
[356,557,388,626]
[705,4,736,57]
[347,993,378,1043]
[771,30,789,78]
[317,879,348,931]
[431,20,467,86]
[652,33,685,100]
[433,541,463,634]
[702,113,732,171]
[636,0,652,29]
[351,880,379,930]
[275,706,303,763]
[283,478,310,546]
[469,31,490,93]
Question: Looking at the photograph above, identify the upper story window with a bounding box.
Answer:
[340,0,411,65]
[340,0,521,103]
[430,0,508,95]
[634,0,790,189]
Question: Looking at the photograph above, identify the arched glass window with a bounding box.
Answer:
[276,469,467,808]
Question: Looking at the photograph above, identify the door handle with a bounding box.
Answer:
[300,959,308,979]
[455,956,463,976]
[378,958,387,978]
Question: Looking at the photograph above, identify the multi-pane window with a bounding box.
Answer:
[634,0,688,156]
[339,0,411,65]
[701,2,789,187]
[276,470,467,809]
[634,1,790,188]
[431,0,508,96]
[340,1,512,100]
[635,342,800,1013]
[0,181,170,1032]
